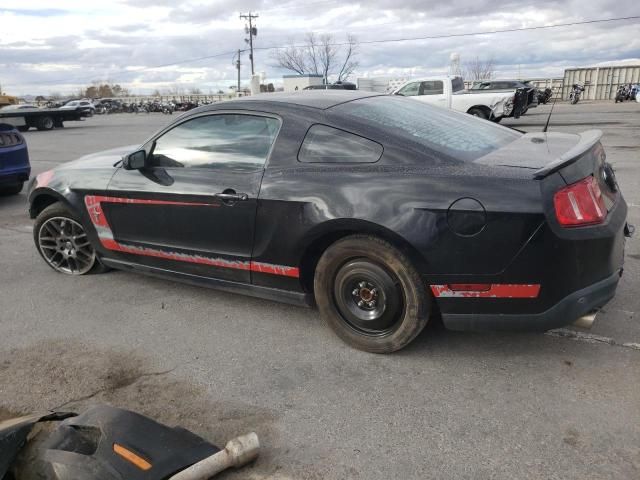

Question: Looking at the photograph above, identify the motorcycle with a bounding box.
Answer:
[615,84,627,103]
[536,87,553,105]
[0,405,259,480]
[569,83,585,104]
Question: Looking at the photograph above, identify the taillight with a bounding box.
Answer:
[554,176,606,227]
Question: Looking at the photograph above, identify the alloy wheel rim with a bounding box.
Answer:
[38,217,96,275]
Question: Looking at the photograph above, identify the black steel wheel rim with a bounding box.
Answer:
[333,259,404,336]
[38,216,96,275]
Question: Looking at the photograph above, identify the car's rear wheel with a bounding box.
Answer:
[34,202,109,275]
[0,182,24,196]
[314,235,430,353]
[17,125,30,132]
[36,116,54,131]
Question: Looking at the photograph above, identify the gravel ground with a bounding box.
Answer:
[0,102,638,479]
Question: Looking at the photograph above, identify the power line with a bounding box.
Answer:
[255,15,640,50]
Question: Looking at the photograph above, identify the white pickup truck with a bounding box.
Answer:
[391,76,522,122]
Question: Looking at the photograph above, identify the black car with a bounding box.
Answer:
[27,91,629,353]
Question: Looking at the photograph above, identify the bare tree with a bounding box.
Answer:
[463,56,495,81]
[273,33,359,83]
[336,35,358,82]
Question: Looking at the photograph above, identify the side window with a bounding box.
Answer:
[419,81,444,95]
[150,114,279,170]
[298,125,383,164]
[397,82,420,96]
[451,77,465,92]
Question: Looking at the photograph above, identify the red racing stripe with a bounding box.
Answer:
[430,284,540,298]
[85,195,299,278]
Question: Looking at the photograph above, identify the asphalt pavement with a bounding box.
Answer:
[0,102,638,479]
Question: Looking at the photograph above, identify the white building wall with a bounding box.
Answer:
[282,75,323,92]
[563,65,640,100]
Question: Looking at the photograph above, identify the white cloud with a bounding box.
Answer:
[0,0,638,95]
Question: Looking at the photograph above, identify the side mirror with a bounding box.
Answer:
[123,150,146,170]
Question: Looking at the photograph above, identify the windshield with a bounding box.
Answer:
[331,96,520,162]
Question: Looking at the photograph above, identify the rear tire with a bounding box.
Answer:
[468,108,489,120]
[314,235,430,353]
[34,202,110,275]
[17,125,30,132]
[36,116,54,131]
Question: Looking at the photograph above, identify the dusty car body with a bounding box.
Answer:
[27,91,629,352]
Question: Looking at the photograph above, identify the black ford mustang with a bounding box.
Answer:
[28,91,630,353]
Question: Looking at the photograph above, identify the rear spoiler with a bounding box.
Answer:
[533,130,603,179]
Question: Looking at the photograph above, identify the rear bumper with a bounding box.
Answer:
[442,269,622,332]
[0,166,30,185]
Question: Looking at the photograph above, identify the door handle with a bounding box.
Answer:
[214,192,249,203]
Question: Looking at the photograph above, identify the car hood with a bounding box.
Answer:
[57,144,140,170]
[473,131,582,170]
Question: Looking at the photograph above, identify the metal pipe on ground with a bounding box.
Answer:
[168,432,260,480]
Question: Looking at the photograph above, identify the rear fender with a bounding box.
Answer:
[297,218,429,292]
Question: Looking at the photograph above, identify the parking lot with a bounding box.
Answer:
[1,102,639,479]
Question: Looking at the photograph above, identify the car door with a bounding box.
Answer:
[96,111,280,283]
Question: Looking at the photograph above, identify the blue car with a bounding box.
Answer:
[0,123,30,195]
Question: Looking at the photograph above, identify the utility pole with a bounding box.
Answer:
[235,49,241,95]
[240,12,258,75]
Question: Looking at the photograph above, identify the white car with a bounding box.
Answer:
[60,100,96,116]
[392,76,519,122]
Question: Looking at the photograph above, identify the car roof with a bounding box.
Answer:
[212,90,384,110]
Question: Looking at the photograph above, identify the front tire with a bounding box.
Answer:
[468,107,489,120]
[0,182,24,196]
[34,202,109,275]
[314,235,431,353]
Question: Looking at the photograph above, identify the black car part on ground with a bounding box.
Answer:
[2,405,259,480]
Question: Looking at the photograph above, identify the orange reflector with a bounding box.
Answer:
[113,443,152,471]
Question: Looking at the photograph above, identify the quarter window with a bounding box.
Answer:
[298,124,383,164]
[150,114,279,170]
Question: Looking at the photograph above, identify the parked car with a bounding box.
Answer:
[392,76,525,122]
[60,100,96,116]
[470,79,538,112]
[0,123,30,195]
[27,91,630,352]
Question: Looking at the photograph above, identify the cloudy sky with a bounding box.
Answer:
[0,0,639,96]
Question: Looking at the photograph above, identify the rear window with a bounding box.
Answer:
[298,124,383,164]
[331,96,520,162]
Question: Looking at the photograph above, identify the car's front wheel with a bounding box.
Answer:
[314,235,430,353]
[34,202,109,275]
[0,182,24,196]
